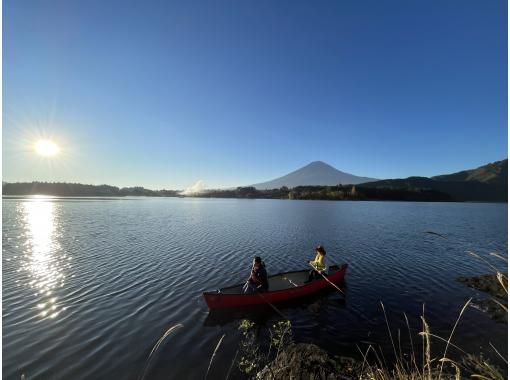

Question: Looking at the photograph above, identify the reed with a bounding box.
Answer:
[225,349,239,380]
[205,333,226,380]
[137,323,183,380]
[437,298,472,378]
[356,250,507,380]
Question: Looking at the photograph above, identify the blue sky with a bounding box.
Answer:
[3,0,507,189]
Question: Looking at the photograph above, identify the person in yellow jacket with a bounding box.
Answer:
[305,245,328,283]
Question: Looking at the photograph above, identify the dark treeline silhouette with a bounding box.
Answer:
[195,185,452,202]
[2,182,180,197]
[197,179,507,202]
[359,177,507,202]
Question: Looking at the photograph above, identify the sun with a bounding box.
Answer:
[35,140,60,157]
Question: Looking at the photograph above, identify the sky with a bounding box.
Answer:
[3,0,508,189]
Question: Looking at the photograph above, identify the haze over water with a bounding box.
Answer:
[2,197,507,379]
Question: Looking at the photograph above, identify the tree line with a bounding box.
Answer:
[7,181,501,202]
[195,185,451,201]
[2,182,180,197]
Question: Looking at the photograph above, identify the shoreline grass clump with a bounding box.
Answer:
[235,319,294,378]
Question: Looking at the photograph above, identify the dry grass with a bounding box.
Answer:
[355,251,507,380]
[205,333,226,379]
[138,323,184,380]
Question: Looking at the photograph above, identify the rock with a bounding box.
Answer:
[256,343,359,380]
[458,273,507,299]
[458,273,507,322]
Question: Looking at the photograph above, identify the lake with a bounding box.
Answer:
[2,197,508,379]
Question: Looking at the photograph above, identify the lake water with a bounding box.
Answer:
[2,197,508,379]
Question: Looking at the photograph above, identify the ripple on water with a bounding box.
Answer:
[2,198,507,379]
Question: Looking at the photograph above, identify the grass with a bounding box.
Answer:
[138,323,184,380]
[205,333,226,379]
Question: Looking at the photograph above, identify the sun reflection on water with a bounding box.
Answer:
[20,200,69,319]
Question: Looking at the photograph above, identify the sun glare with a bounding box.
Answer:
[35,140,60,157]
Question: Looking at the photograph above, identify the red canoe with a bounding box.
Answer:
[203,264,348,309]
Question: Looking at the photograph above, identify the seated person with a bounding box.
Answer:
[243,256,269,294]
[305,245,328,283]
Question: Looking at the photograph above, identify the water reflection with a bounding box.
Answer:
[20,200,69,319]
[203,288,346,327]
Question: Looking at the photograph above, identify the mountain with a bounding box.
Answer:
[360,159,508,202]
[252,161,377,189]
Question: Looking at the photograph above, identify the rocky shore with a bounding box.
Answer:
[458,272,507,322]
[256,343,360,380]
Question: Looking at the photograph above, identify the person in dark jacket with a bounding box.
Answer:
[243,256,269,294]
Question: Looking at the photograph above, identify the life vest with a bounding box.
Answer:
[312,253,327,272]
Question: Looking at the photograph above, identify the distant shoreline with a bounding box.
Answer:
[3,180,507,202]
[2,194,507,204]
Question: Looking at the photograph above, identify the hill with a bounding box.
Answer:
[251,161,377,189]
[360,160,507,202]
[432,159,507,185]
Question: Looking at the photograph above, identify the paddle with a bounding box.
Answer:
[308,262,345,296]
[282,276,299,287]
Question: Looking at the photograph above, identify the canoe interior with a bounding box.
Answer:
[219,265,341,294]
